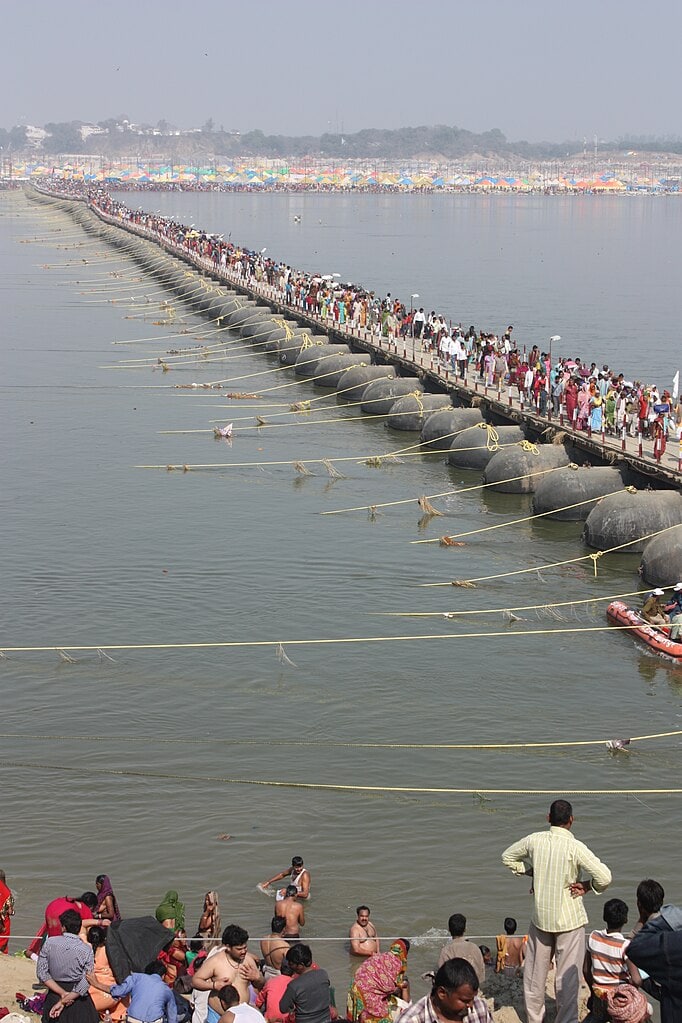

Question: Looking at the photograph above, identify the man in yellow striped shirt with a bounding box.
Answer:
[501,799,612,1023]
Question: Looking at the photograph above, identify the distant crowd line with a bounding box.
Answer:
[26,177,682,196]
[35,180,682,456]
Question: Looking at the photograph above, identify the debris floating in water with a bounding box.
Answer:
[418,495,442,516]
[502,610,524,624]
[323,458,345,480]
[276,643,298,668]
[606,738,631,753]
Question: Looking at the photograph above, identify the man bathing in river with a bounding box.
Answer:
[349,906,380,957]
[274,887,305,939]
[260,917,290,977]
[260,857,310,900]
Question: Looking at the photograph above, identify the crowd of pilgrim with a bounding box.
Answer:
[35,180,682,456]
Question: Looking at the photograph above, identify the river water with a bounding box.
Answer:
[1,189,681,995]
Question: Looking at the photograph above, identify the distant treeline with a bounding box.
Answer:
[3,120,682,160]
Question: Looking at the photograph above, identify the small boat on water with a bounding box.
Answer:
[607,600,682,662]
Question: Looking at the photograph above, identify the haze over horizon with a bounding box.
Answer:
[2,0,680,144]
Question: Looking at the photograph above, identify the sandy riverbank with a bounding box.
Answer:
[0,956,38,1013]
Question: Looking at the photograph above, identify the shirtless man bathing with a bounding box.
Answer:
[274,886,305,939]
[349,905,380,957]
[259,856,310,900]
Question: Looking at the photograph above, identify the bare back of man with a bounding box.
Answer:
[504,936,525,969]
[274,891,305,938]
[260,933,290,973]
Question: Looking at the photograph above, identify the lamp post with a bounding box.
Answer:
[410,293,419,336]
[549,334,561,366]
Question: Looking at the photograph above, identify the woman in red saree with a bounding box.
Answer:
[0,869,14,953]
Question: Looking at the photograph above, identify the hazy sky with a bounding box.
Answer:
[1,0,680,143]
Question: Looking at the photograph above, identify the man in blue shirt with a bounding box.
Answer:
[88,960,177,1023]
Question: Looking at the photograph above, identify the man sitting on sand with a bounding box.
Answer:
[437,914,485,989]
[583,898,642,1023]
[495,918,525,975]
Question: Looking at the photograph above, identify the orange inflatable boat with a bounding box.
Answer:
[607,600,682,662]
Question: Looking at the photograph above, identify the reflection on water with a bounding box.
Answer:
[1,190,680,995]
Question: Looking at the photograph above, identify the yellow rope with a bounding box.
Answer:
[76,276,178,295]
[374,588,649,617]
[2,759,682,796]
[322,466,563,516]
[590,552,604,577]
[137,438,528,470]
[411,488,626,544]
[216,406,485,435]
[299,333,326,351]
[421,522,679,587]
[0,622,670,655]
[0,726,678,750]
[115,320,293,364]
[171,397,374,427]
[271,315,295,340]
[193,371,395,410]
[197,345,353,388]
[474,421,500,451]
[519,439,540,454]
[114,322,233,346]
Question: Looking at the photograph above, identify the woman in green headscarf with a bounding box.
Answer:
[347,940,411,1023]
[155,891,185,930]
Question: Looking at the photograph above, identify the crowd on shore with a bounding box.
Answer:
[33,179,681,456]
[2,801,682,1023]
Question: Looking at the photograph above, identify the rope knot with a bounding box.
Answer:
[407,390,425,414]
[589,551,604,577]
[474,421,500,451]
[518,440,540,454]
[272,316,294,340]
